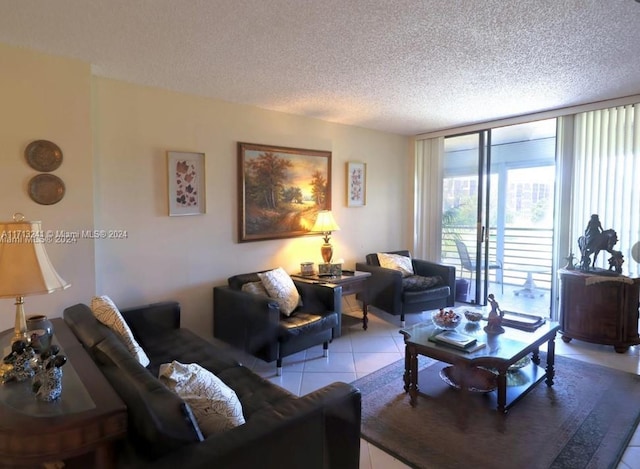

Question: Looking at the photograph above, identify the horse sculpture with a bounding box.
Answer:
[578,228,618,271]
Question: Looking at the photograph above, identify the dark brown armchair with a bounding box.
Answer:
[355,250,456,326]
[213,270,342,375]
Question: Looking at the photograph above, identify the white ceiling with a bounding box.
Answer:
[1,0,639,136]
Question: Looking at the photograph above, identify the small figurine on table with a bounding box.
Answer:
[564,252,576,270]
[484,294,505,335]
[608,250,624,274]
[32,345,67,402]
[2,340,36,382]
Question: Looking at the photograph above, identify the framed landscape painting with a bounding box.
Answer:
[347,161,366,207]
[167,151,205,216]
[238,142,332,242]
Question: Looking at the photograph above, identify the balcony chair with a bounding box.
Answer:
[454,239,503,294]
[355,250,456,327]
[213,269,341,375]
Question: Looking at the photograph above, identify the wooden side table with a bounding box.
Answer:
[292,271,372,329]
[558,269,640,353]
[0,318,127,468]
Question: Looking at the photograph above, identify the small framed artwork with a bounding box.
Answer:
[346,161,366,207]
[167,151,206,216]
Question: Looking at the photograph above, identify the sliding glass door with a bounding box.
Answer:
[441,131,495,305]
[440,119,557,316]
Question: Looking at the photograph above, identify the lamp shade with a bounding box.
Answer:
[0,220,70,298]
[311,211,340,233]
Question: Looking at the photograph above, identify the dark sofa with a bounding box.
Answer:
[63,301,361,469]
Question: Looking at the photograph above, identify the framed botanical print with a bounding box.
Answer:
[167,151,205,216]
[346,161,366,207]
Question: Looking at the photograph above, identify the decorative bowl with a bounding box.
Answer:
[431,309,462,330]
[463,310,483,322]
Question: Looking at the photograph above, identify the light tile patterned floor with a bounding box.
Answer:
[222,297,640,469]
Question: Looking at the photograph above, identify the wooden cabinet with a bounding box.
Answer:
[558,269,640,353]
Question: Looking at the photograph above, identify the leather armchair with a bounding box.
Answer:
[356,250,456,326]
[213,270,342,375]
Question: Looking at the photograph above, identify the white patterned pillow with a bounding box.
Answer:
[158,361,245,437]
[90,295,150,367]
[241,281,270,298]
[377,252,415,277]
[257,267,300,316]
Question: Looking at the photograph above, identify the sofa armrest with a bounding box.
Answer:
[213,286,281,353]
[137,382,362,469]
[355,262,403,315]
[294,281,342,338]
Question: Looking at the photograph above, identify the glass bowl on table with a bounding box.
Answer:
[431,309,462,330]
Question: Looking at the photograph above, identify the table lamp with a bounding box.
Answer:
[311,210,340,263]
[0,214,70,346]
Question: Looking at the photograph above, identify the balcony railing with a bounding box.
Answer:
[442,226,553,291]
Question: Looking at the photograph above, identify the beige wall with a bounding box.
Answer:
[0,43,95,333]
[1,43,411,336]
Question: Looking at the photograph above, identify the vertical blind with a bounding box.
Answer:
[572,104,640,275]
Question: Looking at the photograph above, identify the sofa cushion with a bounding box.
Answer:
[137,327,242,377]
[402,285,451,304]
[159,361,245,437]
[91,295,150,367]
[278,311,338,341]
[377,252,414,277]
[402,275,443,292]
[258,267,300,316]
[93,335,203,460]
[241,281,270,297]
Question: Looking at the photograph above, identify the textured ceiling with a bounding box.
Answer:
[1,0,639,135]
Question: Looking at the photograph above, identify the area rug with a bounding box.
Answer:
[352,355,640,469]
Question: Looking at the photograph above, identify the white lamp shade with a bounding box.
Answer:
[0,220,70,298]
[311,211,340,233]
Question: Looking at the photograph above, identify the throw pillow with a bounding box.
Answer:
[91,295,150,367]
[241,281,270,298]
[257,267,301,316]
[402,275,443,291]
[158,361,245,437]
[377,252,415,277]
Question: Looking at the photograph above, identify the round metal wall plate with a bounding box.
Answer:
[28,174,65,205]
[25,140,63,172]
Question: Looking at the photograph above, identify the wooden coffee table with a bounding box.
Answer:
[400,315,560,418]
[0,319,127,468]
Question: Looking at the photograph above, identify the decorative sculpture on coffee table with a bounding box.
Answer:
[484,294,505,335]
[577,214,622,273]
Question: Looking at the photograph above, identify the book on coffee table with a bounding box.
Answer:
[428,330,486,352]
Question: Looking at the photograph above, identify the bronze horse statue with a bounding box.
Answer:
[578,229,618,271]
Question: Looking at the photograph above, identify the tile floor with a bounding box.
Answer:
[223,297,640,469]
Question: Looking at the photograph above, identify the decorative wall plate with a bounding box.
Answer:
[25,140,63,172]
[28,174,65,205]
